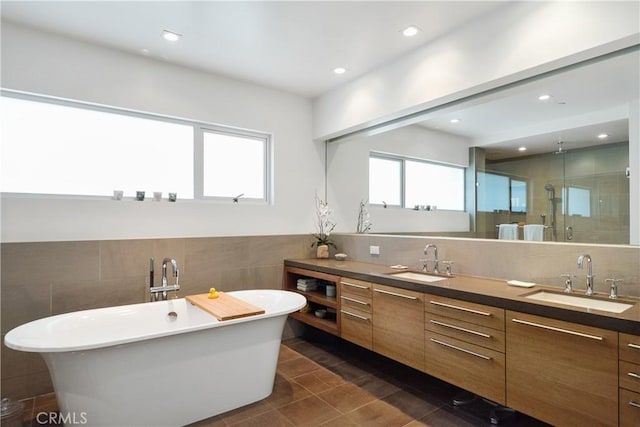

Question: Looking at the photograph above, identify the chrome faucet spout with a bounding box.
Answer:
[162,258,179,286]
[423,244,439,274]
[577,254,594,296]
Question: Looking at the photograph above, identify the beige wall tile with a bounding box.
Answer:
[1,280,51,333]
[1,241,99,284]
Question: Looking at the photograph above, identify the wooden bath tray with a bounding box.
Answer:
[185,292,265,321]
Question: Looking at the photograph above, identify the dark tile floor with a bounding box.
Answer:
[20,330,549,426]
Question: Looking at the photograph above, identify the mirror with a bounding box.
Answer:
[326,47,639,245]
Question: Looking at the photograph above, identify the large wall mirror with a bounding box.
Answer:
[326,46,639,245]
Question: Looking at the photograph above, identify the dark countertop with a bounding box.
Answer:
[285,259,640,335]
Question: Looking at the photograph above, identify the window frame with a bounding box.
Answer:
[477,170,529,213]
[0,90,273,204]
[369,153,405,207]
[369,152,465,211]
[196,125,272,203]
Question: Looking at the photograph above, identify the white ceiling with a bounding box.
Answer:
[0,0,505,98]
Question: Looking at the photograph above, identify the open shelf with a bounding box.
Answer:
[284,265,341,336]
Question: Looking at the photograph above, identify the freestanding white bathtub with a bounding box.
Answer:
[5,289,306,426]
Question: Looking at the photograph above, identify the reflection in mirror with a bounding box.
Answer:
[326,47,638,245]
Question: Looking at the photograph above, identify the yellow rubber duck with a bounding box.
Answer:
[207,287,219,299]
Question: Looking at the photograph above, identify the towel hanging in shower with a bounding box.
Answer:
[524,224,545,241]
[498,224,519,240]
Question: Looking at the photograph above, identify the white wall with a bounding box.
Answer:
[0,21,323,242]
[313,1,640,140]
[327,125,470,233]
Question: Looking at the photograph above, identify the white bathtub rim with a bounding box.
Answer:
[4,289,306,353]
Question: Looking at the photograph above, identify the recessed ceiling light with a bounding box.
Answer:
[162,30,182,42]
[402,25,420,37]
[598,133,609,139]
[333,67,346,75]
[518,146,527,152]
[450,118,460,123]
[538,94,551,101]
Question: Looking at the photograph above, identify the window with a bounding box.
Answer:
[477,172,528,213]
[0,92,271,202]
[369,156,402,206]
[202,129,268,200]
[477,172,509,212]
[563,186,591,217]
[511,179,527,213]
[369,154,464,210]
[405,160,464,210]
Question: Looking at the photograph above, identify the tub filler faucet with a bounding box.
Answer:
[149,257,180,301]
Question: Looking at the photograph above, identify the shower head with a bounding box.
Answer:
[544,184,555,201]
[554,139,567,155]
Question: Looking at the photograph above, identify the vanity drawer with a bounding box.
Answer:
[340,293,371,313]
[340,307,372,350]
[425,294,505,331]
[339,278,372,298]
[620,333,640,364]
[425,312,505,352]
[620,360,640,394]
[425,330,505,405]
[620,388,640,427]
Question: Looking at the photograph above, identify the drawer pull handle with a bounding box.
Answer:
[374,288,418,300]
[628,372,640,380]
[430,338,492,360]
[628,343,640,350]
[629,400,640,409]
[340,310,369,321]
[341,296,370,306]
[430,320,491,338]
[429,300,491,316]
[341,281,368,289]
[511,318,603,341]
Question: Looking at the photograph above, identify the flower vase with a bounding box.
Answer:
[316,244,329,259]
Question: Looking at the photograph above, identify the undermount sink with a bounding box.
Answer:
[386,270,449,283]
[524,290,635,313]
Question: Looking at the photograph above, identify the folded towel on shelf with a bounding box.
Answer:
[498,224,519,240]
[524,224,545,241]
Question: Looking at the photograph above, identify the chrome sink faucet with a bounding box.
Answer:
[423,244,439,274]
[577,254,594,296]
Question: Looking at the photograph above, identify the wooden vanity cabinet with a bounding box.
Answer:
[372,283,425,371]
[619,333,640,427]
[339,278,372,350]
[506,311,618,426]
[424,294,506,405]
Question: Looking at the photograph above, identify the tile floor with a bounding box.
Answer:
[20,331,548,426]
